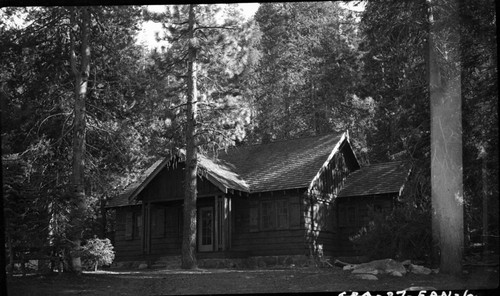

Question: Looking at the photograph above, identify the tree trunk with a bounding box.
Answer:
[181,4,199,270]
[69,6,91,274]
[481,142,488,255]
[428,0,463,275]
[7,233,13,275]
[101,194,108,238]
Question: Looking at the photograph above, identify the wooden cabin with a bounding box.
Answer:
[106,132,409,263]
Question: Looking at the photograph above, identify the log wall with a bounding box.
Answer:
[114,206,144,261]
[230,191,308,256]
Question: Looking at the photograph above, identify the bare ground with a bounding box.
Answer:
[6,265,498,296]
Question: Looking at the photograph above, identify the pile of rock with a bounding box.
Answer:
[336,258,435,281]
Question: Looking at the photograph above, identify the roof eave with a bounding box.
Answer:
[202,172,229,194]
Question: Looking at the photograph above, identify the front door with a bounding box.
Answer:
[198,207,214,252]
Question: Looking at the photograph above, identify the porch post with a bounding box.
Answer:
[214,195,219,251]
[229,197,232,249]
[145,202,151,255]
[141,203,145,254]
[222,196,229,249]
[221,196,225,250]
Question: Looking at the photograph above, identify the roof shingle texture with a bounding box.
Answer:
[337,161,409,197]
[212,133,343,193]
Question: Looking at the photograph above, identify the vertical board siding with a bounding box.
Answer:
[310,143,355,196]
[114,206,144,261]
[140,163,223,203]
[114,203,184,260]
[149,202,183,255]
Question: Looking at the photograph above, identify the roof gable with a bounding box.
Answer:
[214,132,349,192]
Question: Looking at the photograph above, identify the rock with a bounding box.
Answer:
[284,256,294,266]
[277,256,286,266]
[351,258,407,276]
[263,256,277,266]
[245,257,258,269]
[352,267,379,275]
[294,255,308,266]
[405,286,436,291]
[354,274,378,281]
[138,263,148,269]
[402,260,412,266]
[410,264,432,275]
[390,271,403,277]
[343,265,356,271]
[204,259,218,269]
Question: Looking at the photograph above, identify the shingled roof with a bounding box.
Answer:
[214,132,345,192]
[337,161,410,197]
[107,132,349,207]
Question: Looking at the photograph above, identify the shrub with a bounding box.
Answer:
[350,204,432,263]
[81,237,115,271]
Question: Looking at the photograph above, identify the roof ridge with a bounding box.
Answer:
[224,132,343,151]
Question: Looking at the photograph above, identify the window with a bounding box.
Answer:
[124,210,143,240]
[276,200,289,229]
[261,201,275,230]
[259,199,288,230]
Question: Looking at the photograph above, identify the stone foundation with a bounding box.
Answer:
[112,255,333,270]
[111,260,149,269]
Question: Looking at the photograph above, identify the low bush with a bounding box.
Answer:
[81,237,115,271]
[350,204,432,263]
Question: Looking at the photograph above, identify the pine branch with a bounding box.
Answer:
[194,26,238,31]
[36,112,71,137]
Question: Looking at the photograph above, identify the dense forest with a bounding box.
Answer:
[1,1,497,273]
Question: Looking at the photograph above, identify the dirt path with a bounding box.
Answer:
[6,266,498,295]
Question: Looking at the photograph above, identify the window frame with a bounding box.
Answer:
[275,199,289,229]
[260,200,275,230]
[258,199,289,231]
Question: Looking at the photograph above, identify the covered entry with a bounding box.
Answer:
[197,195,231,252]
